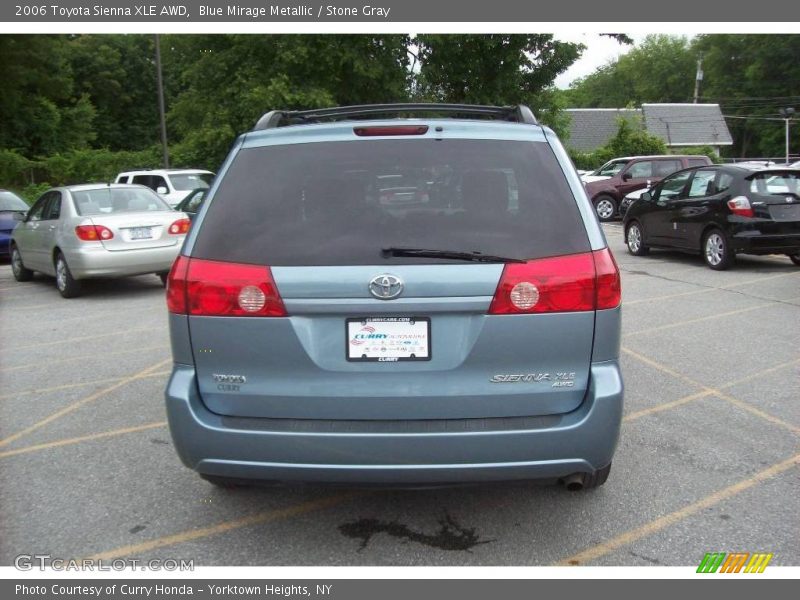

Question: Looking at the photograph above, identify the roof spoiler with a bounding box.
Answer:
[252,103,538,130]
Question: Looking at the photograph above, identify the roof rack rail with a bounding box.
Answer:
[252,103,538,130]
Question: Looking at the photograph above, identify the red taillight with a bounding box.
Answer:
[166,255,190,314]
[593,247,622,310]
[488,249,620,314]
[353,125,429,137]
[727,196,754,218]
[75,225,114,241]
[168,218,191,235]
[166,257,286,317]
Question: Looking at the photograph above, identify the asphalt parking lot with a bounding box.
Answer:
[0,222,798,567]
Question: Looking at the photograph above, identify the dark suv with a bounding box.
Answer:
[165,104,623,490]
[623,165,800,269]
[584,155,713,221]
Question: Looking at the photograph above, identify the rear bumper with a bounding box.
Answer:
[731,231,800,255]
[165,360,624,484]
[65,242,182,278]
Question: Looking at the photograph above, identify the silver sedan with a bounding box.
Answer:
[10,184,189,298]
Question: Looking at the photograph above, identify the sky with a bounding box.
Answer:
[553,33,649,89]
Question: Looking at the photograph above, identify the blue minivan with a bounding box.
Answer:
[165,104,623,490]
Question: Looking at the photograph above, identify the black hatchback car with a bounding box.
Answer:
[623,165,800,269]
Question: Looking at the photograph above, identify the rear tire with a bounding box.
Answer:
[625,221,649,256]
[702,229,734,270]
[54,252,82,298]
[11,244,33,281]
[158,272,169,286]
[788,253,800,266]
[593,195,618,222]
[200,474,253,489]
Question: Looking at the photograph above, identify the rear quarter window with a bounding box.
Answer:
[191,138,591,266]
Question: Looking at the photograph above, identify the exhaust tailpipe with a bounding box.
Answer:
[563,473,584,491]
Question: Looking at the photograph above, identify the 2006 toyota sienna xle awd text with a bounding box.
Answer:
[165,104,623,491]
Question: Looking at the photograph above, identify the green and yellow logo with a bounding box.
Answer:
[697,552,773,573]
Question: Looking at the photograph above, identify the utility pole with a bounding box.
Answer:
[779,108,795,165]
[693,54,704,104]
[155,34,170,169]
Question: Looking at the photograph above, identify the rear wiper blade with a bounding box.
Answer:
[381,247,527,263]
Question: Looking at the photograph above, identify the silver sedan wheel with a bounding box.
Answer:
[705,233,725,266]
[596,199,615,220]
[627,224,642,253]
[56,257,68,292]
[11,247,23,277]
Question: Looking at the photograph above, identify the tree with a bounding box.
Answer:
[693,34,800,158]
[0,35,93,156]
[564,34,800,158]
[569,118,668,170]
[565,35,695,108]
[415,34,583,107]
[165,34,411,168]
[605,118,667,157]
[67,35,161,151]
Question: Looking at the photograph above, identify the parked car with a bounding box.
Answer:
[623,165,800,269]
[175,188,206,221]
[0,189,29,257]
[619,187,650,217]
[115,169,214,208]
[10,184,190,297]
[584,155,713,222]
[165,103,623,490]
[728,160,776,169]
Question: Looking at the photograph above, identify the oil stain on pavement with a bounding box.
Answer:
[339,512,493,552]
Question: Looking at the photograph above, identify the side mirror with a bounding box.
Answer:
[622,172,632,181]
[156,186,168,195]
[641,191,652,202]
[13,211,27,221]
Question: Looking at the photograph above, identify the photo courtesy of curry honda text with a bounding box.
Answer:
[164,104,623,491]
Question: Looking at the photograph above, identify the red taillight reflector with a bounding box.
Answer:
[168,218,191,235]
[354,125,429,137]
[727,196,754,218]
[593,247,622,310]
[166,255,190,314]
[488,249,621,314]
[75,225,114,241]
[167,257,286,317]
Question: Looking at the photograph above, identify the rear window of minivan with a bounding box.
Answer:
[191,138,590,266]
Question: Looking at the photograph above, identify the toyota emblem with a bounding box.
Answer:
[369,274,404,300]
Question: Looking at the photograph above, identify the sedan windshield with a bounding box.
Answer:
[72,188,171,215]
[593,160,627,177]
[0,191,29,211]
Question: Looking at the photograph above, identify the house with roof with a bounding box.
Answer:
[565,103,733,155]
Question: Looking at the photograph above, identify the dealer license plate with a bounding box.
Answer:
[346,317,431,362]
